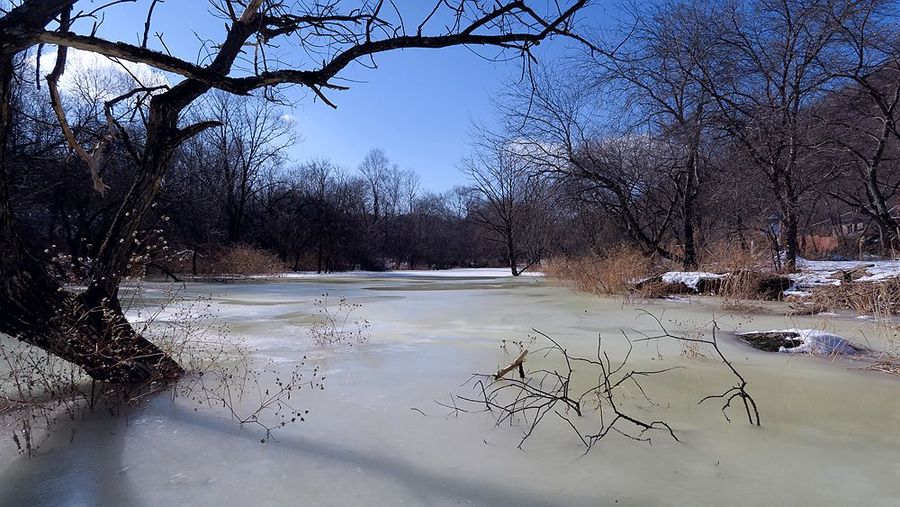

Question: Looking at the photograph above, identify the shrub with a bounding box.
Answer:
[309,294,370,346]
[209,244,286,276]
[716,270,792,301]
[698,242,790,301]
[544,244,654,296]
[809,278,900,317]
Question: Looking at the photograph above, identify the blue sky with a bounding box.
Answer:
[81,0,616,192]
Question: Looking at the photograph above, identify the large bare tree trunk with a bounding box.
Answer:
[782,207,799,272]
[0,54,182,384]
[863,165,900,253]
[681,146,700,270]
[506,231,520,276]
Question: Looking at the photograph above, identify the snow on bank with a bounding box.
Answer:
[738,329,862,355]
[661,271,726,290]
[788,258,900,295]
[250,268,544,280]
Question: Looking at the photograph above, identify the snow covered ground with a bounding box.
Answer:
[788,258,900,295]
[660,258,900,297]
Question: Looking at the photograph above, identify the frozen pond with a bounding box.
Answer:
[1,270,899,506]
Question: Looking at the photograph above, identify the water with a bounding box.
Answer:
[1,272,898,506]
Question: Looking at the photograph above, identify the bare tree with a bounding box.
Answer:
[462,140,545,275]
[822,2,900,252]
[684,0,857,271]
[0,0,591,383]
[583,2,717,268]
[497,63,698,265]
[203,91,294,242]
[357,148,419,267]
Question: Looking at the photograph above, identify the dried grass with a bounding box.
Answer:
[545,241,788,303]
[698,241,768,273]
[866,361,900,376]
[697,242,788,302]
[718,270,792,301]
[809,279,900,355]
[543,244,654,296]
[209,244,286,276]
[808,278,900,316]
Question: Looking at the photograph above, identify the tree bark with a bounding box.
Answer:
[863,165,900,252]
[0,54,182,384]
[681,146,700,270]
[782,200,799,273]
[505,226,520,276]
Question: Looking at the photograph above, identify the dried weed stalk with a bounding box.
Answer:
[309,293,370,346]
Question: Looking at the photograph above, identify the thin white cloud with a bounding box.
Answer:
[36,48,170,101]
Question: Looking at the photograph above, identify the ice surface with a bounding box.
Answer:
[1,274,898,506]
[248,267,544,279]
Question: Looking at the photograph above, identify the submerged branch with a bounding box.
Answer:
[452,311,761,452]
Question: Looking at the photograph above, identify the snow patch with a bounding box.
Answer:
[739,329,862,355]
[789,258,900,293]
[661,271,725,290]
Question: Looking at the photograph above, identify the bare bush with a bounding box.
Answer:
[0,341,98,455]
[175,354,324,443]
[1,281,323,454]
[669,319,711,359]
[698,241,768,274]
[309,294,371,346]
[208,244,287,276]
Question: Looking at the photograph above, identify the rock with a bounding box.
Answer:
[738,330,864,355]
[738,331,805,352]
[634,276,695,297]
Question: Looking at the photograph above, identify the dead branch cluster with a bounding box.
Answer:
[450,311,759,452]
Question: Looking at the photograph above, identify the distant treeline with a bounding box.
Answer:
[5,76,578,275]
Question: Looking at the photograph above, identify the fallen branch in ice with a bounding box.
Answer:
[495,349,528,380]
[737,329,863,355]
[455,329,680,452]
[636,311,760,426]
[452,312,761,452]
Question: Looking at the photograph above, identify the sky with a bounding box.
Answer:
[69,0,618,192]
